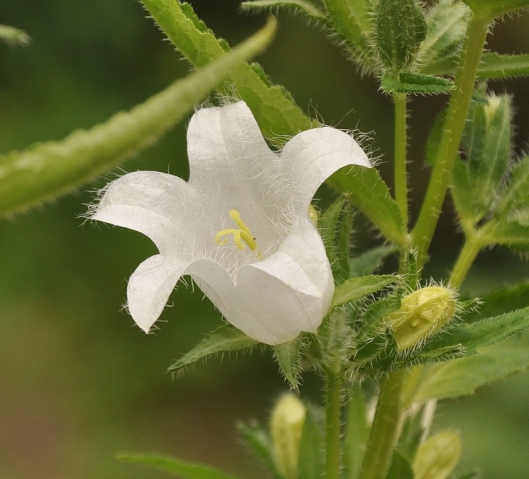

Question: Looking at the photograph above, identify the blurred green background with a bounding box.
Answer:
[1,1,529,478]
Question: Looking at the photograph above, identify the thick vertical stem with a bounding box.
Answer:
[326,367,342,479]
[412,16,489,267]
[359,370,405,479]
[394,92,409,230]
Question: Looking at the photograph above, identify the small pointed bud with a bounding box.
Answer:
[270,393,307,479]
[386,286,457,350]
[375,0,428,72]
[413,431,462,479]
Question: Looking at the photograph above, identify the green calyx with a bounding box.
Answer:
[386,286,457,351]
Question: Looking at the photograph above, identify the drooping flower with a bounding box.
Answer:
[91,101,370,345]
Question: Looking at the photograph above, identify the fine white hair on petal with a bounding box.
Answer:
[91,100,371,344]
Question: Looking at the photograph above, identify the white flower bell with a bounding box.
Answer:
[91,101,370,345]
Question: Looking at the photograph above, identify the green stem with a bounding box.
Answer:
[359,370,405,479]
[394,92,409,230]
[326,366,342,479]
[449,230,487,288]
[412,15,489,268]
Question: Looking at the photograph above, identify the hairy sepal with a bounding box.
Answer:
[168,325,260,374]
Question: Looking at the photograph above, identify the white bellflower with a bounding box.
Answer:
[91,101,370,345]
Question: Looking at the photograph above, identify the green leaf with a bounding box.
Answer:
[343,384,369,479]
[241,0,326,21]
[477,53,529,79]
[423,53,529,79]
[0,24,31,46]
[411,333,529,402]
[237,421,279,478]
[337,202,354,282]
[273,337,305,390]
[349,245,397,278]
[451,92,513,225]
[484,218,529,252]
[418,0,470,72]
[297,407,325,479]
[464,282,529,322]
[329,167,408,247]
[323,0,378,73]
[386,450,414,479]
[496,154,529,217]
[375,0,427,72]
[319,197,347,272]
[462,0,529,21]
[381,73,454,95]
[116,453,240,479]
[0,18,277,217]
[332,275,396,308]
[140,0,313,143]
[357,294,402,341]
[168,325,260,374]
[421,306,529,355]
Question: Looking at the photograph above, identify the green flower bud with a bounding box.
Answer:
[386,286,457,350]
[270,393,307,479]
[413,431,462,479]
[375,0,428,73]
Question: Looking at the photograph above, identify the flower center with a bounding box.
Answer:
[215,209,262,259]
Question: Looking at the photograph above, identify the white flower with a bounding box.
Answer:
[91,101,370,345]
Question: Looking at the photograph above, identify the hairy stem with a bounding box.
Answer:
[359,370,405,479]
[394,92,409,230]
[412,15,489,267]
[326,366,343,479]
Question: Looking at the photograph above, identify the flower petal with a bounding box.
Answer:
[92,171,210,257]
[127,254,187,333]
[190,218,334,345]
[187,101,281,245]
[281,127,371,211]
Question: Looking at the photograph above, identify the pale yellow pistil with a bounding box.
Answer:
[215,209,262,258]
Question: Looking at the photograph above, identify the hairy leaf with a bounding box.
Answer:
[418,0,470,71]
[140,0,313,142]
[323,0,378,73]
[168,325,260,373]
[237,421,279,477]
[0,18,277,217]
[349,245,397,278]
[381,73,454,95]
[241,0,326,20]
[330,167,408,247]
[411,334,529,402]
[332,275,396,308]
[274,337,305,390]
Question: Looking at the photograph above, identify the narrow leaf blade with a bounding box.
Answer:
[0,18,277,217]
[329,167,407,247]
[168,325,260,373]
[412,334,529,402]
[141,0,313,142]
[297,407,325,479]
[116,453,240,479]
[343,384,369,479]
[274,337,305,389]
[332,275,396,308]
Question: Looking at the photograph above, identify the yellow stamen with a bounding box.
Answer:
[215,209,260,257]
[308,204,319,227]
